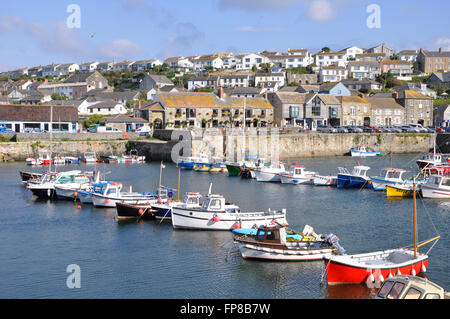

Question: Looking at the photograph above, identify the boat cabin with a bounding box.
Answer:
[200,195,240,213]
[183,192,202,205]
[421,153,443,163]
[94,182,123,196]
[376,275,449,299]
[426,175,450,188]
[54,172,91,185]
[379,168,407,181]
[254,226,287,245]
[339,165,370,177]
[288,165,306,176]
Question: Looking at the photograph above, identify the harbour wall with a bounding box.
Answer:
[0,130,442,163]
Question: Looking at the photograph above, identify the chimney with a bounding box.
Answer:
[439,48,442,53]
[264,92,268,100]
[219,87,224,99]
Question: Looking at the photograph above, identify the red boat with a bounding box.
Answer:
[323,184,440,285]
[416,153,444,171]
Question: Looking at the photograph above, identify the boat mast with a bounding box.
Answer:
[49,105,53,173]
[243,97,246,162]
[413,180,417,259]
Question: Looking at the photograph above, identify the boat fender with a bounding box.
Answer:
[74,192,78,198]
[232,222,241,229]
[411,267,416,276]
[369,273,374,283]
[138,209,144,215]
[421,263,427,273]
[397,269,402,276]
[213,215,220,223]
[77,205,81,210]
[378,274,384,283]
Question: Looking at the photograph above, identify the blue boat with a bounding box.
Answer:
[337,165,373,189]
[178,154,209,170]
[350,145,381,157]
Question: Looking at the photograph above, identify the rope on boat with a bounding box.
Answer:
[320,259,331,286]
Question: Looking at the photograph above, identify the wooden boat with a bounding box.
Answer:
[375,275,450,299]
[350,145,381,157]
[313,175,337,186]
[254,162,286,182]
[337,166,373,189]
[421,174,450,198]
[171,193,288,230]
[370,168,409,191]
[278,165,316,185]
[233,224,345,261]
[323,183,440,285]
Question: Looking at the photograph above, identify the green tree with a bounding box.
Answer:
[82,115,104,129]
[321,47,331,53]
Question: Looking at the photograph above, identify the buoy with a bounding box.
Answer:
[213,215,220,223]
[77,205,81,210]
[421,264,427,273]
[232,222,241,229]
[138,209,144,215]
[157,198,162,204]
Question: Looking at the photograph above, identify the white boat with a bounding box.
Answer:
[52,156,66,165]
[54,171,102,200]
[27,170,91,199]
[313,175,338,186]
[171,193,288,230]
[151,192,203,221]
[82,152,97,164]
[26,152,51,166]
[375,275,450,299]
[370,168,409,191]
[254,162,286,182]
[421,175,450,198]
[234,224,345,261]
[278,165,317,185]
[350,145,381,157]
[92,182,155,207]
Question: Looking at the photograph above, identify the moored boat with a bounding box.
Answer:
[370,168,409,191]
[233,224,345,261]
[337,165,373,189]
[313,175,337,186]
[386,184,417,198]
[152,191,202,221]
[92,182,155,207]
[254,162,285,182]
[19,171,43,185]
[421,174,450,198]
[171,193,288,230]
[375,275,450,299]
[27,170,91,199]
[278,165,316,185]
[350,145,381,157]
[82,152,97,164]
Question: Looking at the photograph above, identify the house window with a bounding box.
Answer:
[312,104,321,116]
[290,106,299,118]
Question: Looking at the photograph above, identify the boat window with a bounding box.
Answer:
[256,230,266,242]
[403,287,422,299]
[209,199,221,209]
[441,178,450,187]
[387,171,401,179]
[432,176,442,185]
[387,282,405,299]
[266,231,280,241]
[56,175,75,183]
[424,293,441,299]
[377,281,395,298]
[106,187,117,195]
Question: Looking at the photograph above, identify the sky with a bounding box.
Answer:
[0,0,449,72]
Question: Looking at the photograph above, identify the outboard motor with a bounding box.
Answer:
[326,234,346,255]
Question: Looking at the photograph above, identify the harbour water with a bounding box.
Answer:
[0,154,448,299]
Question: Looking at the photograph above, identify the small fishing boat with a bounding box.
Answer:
[152,191,202,221]
[64,156,81,164]
[323,183,440,285]
[209,158,227,173]
[26,152,51,166]
[386,184,417,198]
[313,175,337,186]
[370,168,409,191]
[171,193,288,230]
[350,145,381,157]
[52,156,66,165]
[128,149,146,163]
[92,182,155,208]
[337,165,372,189]
[193,162,211,172]
[27,170,91,199]
[82,152,97,164]
[178,153,210,170]
[233,224,345,261]
[416,152,444,171]
[421,175,450,198]
[254,162,286,182]
[278,165,317,185]
[375,275,450,299]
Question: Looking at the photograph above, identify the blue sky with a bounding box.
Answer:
[0,0,449,71]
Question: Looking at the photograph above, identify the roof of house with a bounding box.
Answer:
[145,74,174,85]
[86,91,140,100]
[156,92,271,108]
[366,97,403,109]
[305,93,340,105]
[315,51,346,56]
[103,114,147,123]
[273,92,305,104]
[63,72,97,83]
[87,101,125,109]
[339,96,369,104]
[0,104,78,122]
[429,72,450,82]
[398,50,418,56]
[398,90,432,99]
[421,50,450,57]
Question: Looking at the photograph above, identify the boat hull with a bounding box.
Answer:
[324,250,428,285]
[337,174,372,189]
[236,242,334,261]
[386,185,414,197]
[116,202,155,220]
[29,187,55,199]
[78,190,93,204]
[351,150,380,157]
[421,185,450,198]
[226,164,241,176]
[171,208,287,230]
[313,175,337,186]
[279,175,313,185]
[20,171,42,184]
[254,171,281,182]
[179,162,195,170]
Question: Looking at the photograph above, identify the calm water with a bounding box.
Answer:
[0,154,448,299]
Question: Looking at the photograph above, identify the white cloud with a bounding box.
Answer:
[306,0,335,21]
[435,38,450,51]
[96,39,142,61]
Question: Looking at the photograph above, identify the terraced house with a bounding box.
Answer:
[395,90,433,126]
[339,96,371,126]
[143,91,273,129]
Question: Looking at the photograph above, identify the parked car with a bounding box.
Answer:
[336,126,348,133]
[436,127,444,133]
[400,125,418,133]
[96,126,122,133]
[317,125,337,133]
[368,126,382,132]
[386,126,402,133]
[346,126,363,133]
[362,126,375,133]
[425,126,436,133]
[136,125,151,136]
[408,123,428,133]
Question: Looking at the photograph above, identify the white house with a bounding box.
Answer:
[97,62,115,72]
[254,73,286,87]
[113,61,135,72]
[164,57,194,71]
[79,62,99,73]
[193,55,224,71]
[132,59,163,73]
[55,63,79,77]
[341,46,364,59]
[235,53,269,71]
[315,51,348,67]
[219,74,252,88]
[398,50,419,63]
[83,101,128,116]
[319,65,348,82]
[42,64,61,77]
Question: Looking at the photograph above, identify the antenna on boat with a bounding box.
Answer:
[208,183,212,196]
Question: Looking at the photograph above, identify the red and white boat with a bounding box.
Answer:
[323,183,440,285]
